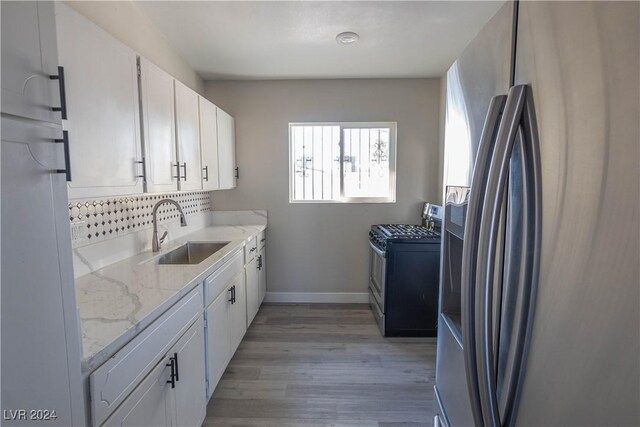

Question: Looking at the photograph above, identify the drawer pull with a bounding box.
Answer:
[50,66,67,119]
[54,131,72,182]
[166,354,177,388]
[134,158,146,181]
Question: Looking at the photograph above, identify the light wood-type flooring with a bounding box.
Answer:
[204,303,437,427]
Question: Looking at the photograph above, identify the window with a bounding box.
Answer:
[289,122,397,203]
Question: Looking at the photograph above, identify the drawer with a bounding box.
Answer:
[204,249,243,307]
[244,236,258,263]
[258,230,266,249]
[90,286,202,427]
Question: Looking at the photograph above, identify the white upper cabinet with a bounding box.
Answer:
[1,1,61,124]
[217,107,237,189]
[198,97,220,191]
[139,58,178,193]
[175,81,202,191]
[55,3,143,199]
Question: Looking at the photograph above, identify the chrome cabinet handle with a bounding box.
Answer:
[173,163,181,181]
[203,165,209,181]
[461,94,507,427]
[250,247,256,253]
[234,167,239,179]
[181,162,187,181]
[54,130,72,182]
[50,66,67,119]
[134,157,146,181]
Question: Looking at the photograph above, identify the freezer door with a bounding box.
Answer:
[436,3,515,425]
[442,2,513,189]
[513,2,640,425]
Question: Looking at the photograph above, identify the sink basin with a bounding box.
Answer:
[153,242,230,265]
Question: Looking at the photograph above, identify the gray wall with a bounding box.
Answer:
[64,1,204,94]
[205,79,441,297]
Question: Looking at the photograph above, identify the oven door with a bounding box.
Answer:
[369,241,386,312]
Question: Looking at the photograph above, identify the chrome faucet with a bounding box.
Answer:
[152,198,187,252]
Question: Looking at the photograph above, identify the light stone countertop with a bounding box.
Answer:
[74,224,265,372]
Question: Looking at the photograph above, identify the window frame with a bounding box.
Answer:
[288,121,397,204]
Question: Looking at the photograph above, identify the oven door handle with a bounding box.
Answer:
[368,241,386,258]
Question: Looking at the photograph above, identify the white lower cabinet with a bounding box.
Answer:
[245,256,260,326]
[230,273,247,353]
[90,287,204,427]
[205,289,232,399]
[102,352,172,427]
[171,318,207,427]
[258,245,267,304]
[246,232,267,326]
[203,251,249,399]
[103,317,205,427]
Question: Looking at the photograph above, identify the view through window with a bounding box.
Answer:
[289,122,397,203]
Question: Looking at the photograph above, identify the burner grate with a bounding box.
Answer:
[378,224,439,238]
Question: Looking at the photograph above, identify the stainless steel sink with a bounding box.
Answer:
[154,242,230,265]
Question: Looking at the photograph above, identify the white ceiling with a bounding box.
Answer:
[136,1,504,81]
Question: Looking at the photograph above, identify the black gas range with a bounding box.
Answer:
[369,224,441,251]
[368,223,442,337]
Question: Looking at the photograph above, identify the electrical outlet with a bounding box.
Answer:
[70,221,86,246]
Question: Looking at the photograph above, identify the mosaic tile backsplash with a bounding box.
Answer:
[69,191,211,246]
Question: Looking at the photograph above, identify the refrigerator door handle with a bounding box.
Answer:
[476,85,527,427]
[499,90,542,427]
[461,94,507,427]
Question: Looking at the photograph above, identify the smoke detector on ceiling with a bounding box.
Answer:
[336,32,359,45]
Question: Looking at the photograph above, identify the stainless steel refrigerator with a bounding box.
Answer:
[435,1,639,426]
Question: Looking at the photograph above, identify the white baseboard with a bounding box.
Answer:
[264,292,369,304]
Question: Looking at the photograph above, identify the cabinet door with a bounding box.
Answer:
[170,317,206,427]
[259,247,267,304]
[102,356,172,427]
[217,107,236,189]
[229,273,247,353]
[205,289,232,399]
[139,58,177,193]
[199,97,220,191]
[2,117,85,426]
[55,3,143,199]
[245,257,259,326]
[175,81,202,191]
[1,1,61,124]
